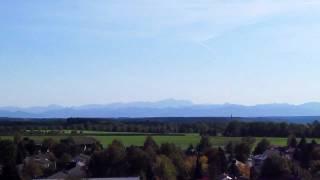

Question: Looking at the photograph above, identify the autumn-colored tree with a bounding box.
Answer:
[153,155,177,180]
[184,156,197,178]
[160,143,189,179]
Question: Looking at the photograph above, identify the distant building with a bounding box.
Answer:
[63,137,98,153]
[252,146,283,173]
[73,153,91,165]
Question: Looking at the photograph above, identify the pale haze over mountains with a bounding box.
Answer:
[1,99,320,119]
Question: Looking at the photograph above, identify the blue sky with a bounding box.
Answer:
[1,0,320,106]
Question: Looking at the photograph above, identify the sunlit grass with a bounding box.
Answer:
[2,132,320,149]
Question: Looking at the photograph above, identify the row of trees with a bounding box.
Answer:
[3,118,320,138]
[1,134,319,179]
[3,118,320,137]
[88,136,299,180]
[224,120,320,137]
[0,118,229,136]
[88,136,231,180]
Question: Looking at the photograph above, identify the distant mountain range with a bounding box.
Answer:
[1,99,320,119]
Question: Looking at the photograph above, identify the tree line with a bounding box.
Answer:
[224,120,320,137]
[0,134,320,179]
[0,117,229,136]
[88,136,317,179]
[1,118,320,137]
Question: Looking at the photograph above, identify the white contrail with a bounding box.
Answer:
[196,41,218,60]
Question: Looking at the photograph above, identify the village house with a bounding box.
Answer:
[64,137,98,153]
[25,153,56,169]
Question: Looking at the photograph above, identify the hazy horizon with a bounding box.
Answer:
[1,1,320,106]
[2,98,320,109]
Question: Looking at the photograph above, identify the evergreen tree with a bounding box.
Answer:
[234,142,251,162]
[253,138,270,155]
[143,136,159,152]
[197,136,211,153]
[287,134,297,148]
[260,154,291,179]
[298,137,307,149]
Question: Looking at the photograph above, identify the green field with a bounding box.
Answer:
[93,136,292,149]
[2,133,320,149]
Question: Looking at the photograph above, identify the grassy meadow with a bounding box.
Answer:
[92,136,293,149]
[2,130,319,149]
